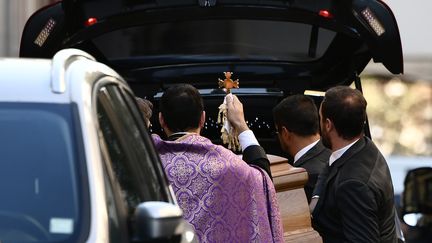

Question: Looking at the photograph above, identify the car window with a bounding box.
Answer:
[102,164,127,242]
[96,84,167,214]
[119,87,172,197]
[0,103,89,243]
[92,19,336,63]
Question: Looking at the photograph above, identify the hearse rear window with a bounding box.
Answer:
[92,19,336,62]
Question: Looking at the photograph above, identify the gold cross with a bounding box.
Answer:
[218,72,239,93]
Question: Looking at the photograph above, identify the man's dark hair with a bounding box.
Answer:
[159,83,204,132]
[272,94,319,136]
[321,86,367,140]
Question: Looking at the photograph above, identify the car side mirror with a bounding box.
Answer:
[132,201,194,242]
[401,167,432,227]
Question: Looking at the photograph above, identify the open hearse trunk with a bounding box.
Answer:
[20,0,403,241]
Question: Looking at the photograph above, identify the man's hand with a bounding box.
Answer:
[226,94,249,134]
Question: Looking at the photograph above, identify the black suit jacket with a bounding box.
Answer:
[294,140,330,202]
[312,137,396,243]
[243,145,272,179]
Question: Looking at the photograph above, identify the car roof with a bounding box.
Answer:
[0,58,70,103]
[1,49,124,104]
[19,0,403,94]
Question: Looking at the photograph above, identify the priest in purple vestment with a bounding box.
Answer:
[151,84,283,243]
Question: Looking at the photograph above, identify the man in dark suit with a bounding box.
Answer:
[273,94,330,202]
[312,86,396,243]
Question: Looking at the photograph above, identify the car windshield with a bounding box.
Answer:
[92,19,336,63]
[0,103,88,243]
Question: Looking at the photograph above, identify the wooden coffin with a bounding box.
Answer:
[269,154,322,243]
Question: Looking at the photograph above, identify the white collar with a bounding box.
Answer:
[294,139,320,164]
[167,132,196,140]
[329,138,360,166]
[170,132,191,137]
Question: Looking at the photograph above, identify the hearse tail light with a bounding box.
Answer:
[361,8,385,36]
[84,17,98,27]
[319,10,333,19]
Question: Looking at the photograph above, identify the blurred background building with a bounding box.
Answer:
[0,0,55,57]
[359,1,432,157]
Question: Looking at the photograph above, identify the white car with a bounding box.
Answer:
[0,49,195,243]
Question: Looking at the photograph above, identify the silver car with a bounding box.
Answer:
[0,49,195,243]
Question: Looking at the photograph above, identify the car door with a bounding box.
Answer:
[94,78,174,242]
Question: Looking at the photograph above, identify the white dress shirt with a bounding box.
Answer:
[328,138,360,166]
[238,129,259,152]
[293,139,320,164]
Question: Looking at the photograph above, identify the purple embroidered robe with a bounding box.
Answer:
[152,134,283,243]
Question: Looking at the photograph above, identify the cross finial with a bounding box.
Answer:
[218,72,239,93]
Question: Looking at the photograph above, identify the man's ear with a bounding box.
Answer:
[324,118,333,132]
[281,126,291,139]
[199,111,206,128]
